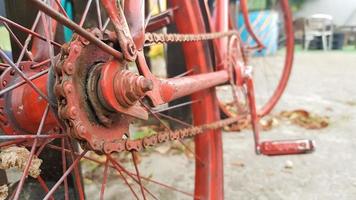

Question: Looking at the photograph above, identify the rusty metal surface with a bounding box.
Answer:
[101,0,137,61]
[53,33,130,153]
[1,0,307,159]
[51,28,242,154]
[0,62,57,135]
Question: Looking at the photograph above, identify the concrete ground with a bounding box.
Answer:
[84,51,356,200]
[223,51,356,200]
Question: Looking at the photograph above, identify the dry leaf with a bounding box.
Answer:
[0,185,8,200]
[0,146,42,178]
[279,109,329,129]
[260,117,279,131]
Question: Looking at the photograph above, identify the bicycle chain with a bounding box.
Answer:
[145,30,238,44]
[55,31,240,153]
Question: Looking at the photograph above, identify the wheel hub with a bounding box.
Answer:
[53,32,152,153]
[0,62,58,135]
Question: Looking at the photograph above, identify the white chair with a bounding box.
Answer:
[304,14,334,51]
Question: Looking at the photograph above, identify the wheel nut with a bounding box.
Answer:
[140,78,153,93]
[64,62,74,75]
[69,106,78,119]
[63,82,73,94]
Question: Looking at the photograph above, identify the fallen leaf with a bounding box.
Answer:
[0,185,8,200]
[260,117,279,131]
[279,109,329,129]
[0,146,42,178]
[345,100,356,107]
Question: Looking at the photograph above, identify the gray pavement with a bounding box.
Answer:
[224,51,356,200]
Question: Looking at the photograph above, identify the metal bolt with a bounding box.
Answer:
[64,62,74,75]
[69,106,77,119]
[63,82,73,94]
[139,78,153,93]
[127,43,136,57]
[77,125,86,137]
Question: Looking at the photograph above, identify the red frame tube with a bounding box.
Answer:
[159,70,229,103]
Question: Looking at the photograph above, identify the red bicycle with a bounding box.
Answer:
[0,0,314,199]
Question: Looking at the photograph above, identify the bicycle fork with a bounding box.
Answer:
[244,67,315,156]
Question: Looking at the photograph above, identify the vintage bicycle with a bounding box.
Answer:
[0,0,314,199]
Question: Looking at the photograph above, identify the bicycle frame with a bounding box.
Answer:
[0,1,314,199]
[5,0,313,157]
[24,0,232,109]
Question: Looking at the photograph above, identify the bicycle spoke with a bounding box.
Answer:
[0,134,64,140]
[156,112,191,127]
[95,0,103,30]
[99,157,109,200]
[13,104,50,200]
[2,22,33,60]
[79,0,93,27]
[35,139,52,157]
[0,16,61,48]
[54,0,70,18]
[107,155,140,200]
[43,150,88,200]
[0,49,51,104]
[172,68,196,78]
[131,151,147,200]
[140,100,205,165]
[102,18,110,32]
[65,138,85,200]
[152,99,200,113]
[37,175,55,200]
[15,11,41,65]
[111,159,159,200]
[46,144,192,197]
[31,58,52,68]
[0,139,26,148]
[0,69,49,97]
[39,11,56,67]
[30,0,122,59]
[61,138,69,200]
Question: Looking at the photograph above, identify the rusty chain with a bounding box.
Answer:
[55,31,242,153]
[145,30,239,44]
